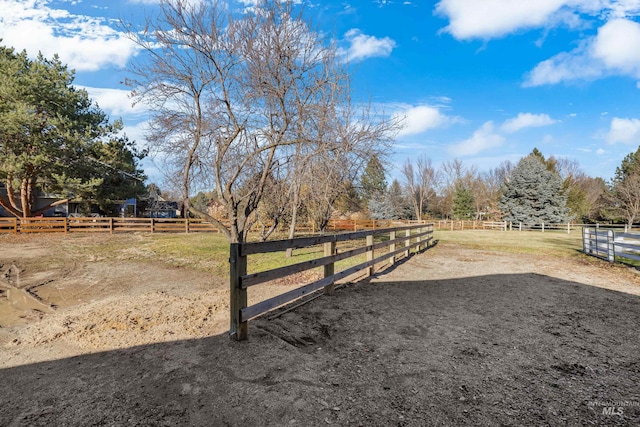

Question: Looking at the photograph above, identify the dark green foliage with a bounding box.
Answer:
[614,146,640,181]
[360,155,387,203]
[0,44,142,217]
[452,185,475,219]
[499,154,570,224]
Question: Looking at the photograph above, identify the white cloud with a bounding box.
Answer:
[0,0,139,72]
[77,86,147,117]
[393,105,455,137]
[435,0,570,40]
[435,0,640,41]
[339,29,396,62]
[597,148,606,155]
[592,18,640,74]
[448,121,505,156]
[501,113,558,133]
[122,120,151,146]
[606,117,640,144]
[525,18,640,86]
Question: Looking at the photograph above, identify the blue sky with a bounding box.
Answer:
[2,0,640,185]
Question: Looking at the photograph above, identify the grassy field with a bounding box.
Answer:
[9,229,586,285]
[35,232,387,279]
[434,229,584,258]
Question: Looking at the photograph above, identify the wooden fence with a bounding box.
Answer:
[0,217,219,234]
[583,227,640,263]
[327,219,507,232]
[229,223,434,340]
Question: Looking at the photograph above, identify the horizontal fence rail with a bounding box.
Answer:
[1,216,635,236]
[229,223,435,340]
[583,227,640,263]
[0,217,221,234]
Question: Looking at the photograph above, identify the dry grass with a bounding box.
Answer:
[434,229,584,258]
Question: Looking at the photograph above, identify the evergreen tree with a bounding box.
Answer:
[360,155,387,203]
[369,180,412,220]
[452,185,475,219]
[0,45,134,217]
[499,153,570,224]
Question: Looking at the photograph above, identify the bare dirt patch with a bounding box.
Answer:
[1,235,639,426]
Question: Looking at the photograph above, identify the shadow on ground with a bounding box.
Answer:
[2,272,639,426]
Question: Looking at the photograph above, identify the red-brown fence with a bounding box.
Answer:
[0,217,220,234]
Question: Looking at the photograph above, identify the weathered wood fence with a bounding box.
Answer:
[0,217,219,234]
[229,223,434,340]
[583,227,640,263]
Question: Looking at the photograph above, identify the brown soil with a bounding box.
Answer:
[1,235,639,426]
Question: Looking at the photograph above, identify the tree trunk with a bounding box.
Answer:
[20,178,32,218]
[286,184,301,258]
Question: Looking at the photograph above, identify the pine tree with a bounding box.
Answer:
[499,153,570,224]
[360,155,387,203]
[452,185,475,219]
[0,45,135,217]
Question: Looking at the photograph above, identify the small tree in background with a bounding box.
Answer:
[361,155,387,207]
[499,152,570,224]
[452,184,475,219]
[611,146,640,226]
[402,156,436,220]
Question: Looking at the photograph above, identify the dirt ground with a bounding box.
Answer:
[1,233,639,426]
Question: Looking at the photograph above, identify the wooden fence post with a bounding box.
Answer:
[405,229,411,257]
[323,240,336,295]
[13,217,18,234]
[389,230,396,266]
[519,222,522,231]
[151,218,155,234]
[109,217,114,234]
[185,217,190,234]
[582,227,590,254]
[230,243,248,340]
[64,218,68,235]
[607,230,615,263]
[366,234,374,276]
[542,221,545,233]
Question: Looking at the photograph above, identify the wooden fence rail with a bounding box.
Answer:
[0,217,17,234]
[229,223,435,340]
[0,217,221,234]
[583,227,640,263]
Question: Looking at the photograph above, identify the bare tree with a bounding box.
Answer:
[613,174,640,226]
[437,159,477,218]
[401,156,436,220]
[124,0,396,242]
[477,161,514,220]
